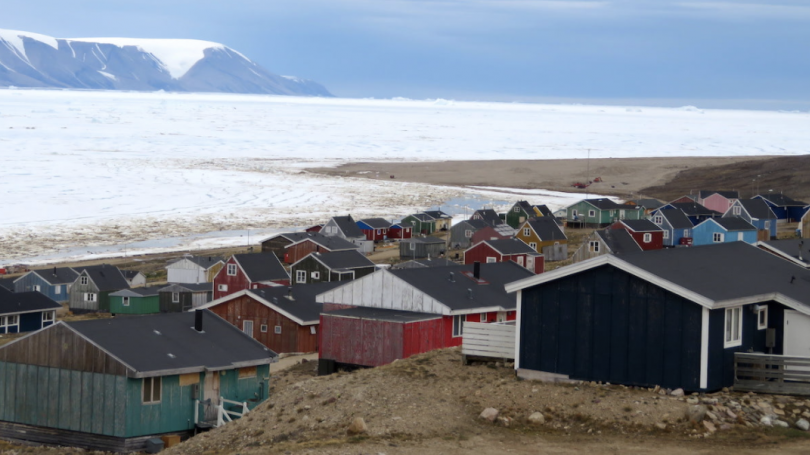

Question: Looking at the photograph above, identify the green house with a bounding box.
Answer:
[559,198,644,228]
[109,286,163,315]
[0,310,277,452]
[402,213,436,235]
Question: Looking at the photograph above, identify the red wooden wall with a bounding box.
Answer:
[213,257,250,300]
[285,240,332,264]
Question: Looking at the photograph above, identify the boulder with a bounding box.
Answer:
[655,423,667,430]
[773,420,789,428]
[687,405,708,423]
[760,416,773,426]
[797,418,810,431]
[671,388,685,397]
[479,408,499,422]
[703,421,717,433]
[528,412,545,424]
[346,417,368,435]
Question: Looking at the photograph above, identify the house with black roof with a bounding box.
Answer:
[558,198,645,228]
[399,236,446,260]
[753,193,809,222]
[450,219,490,249]
[724,198,778,240]
[402,213,438,235]
[158,283,213,313]
[505,242,810,392]
[470,208,504,226]
[515,217,568,261]
[692,217,757,246]
[283,232,361,264]
[571,228,643,263]
[356,218,392,242]
[13,266,78,303]
[0,278,14,291]
[0,286,60,334]
[464,239,544,274]
[260,232,313,259]
[199,282,343,354]
[660,201,722,225]
[290,250,377,285]
[422,210,453,231]
[696,190,740,214]
[388,221,413,239]
[0,310,277,451]
[165,255,224,284]
[213,253,290,300]
[69,264,130,313]
[609,219,664,251]
[505,201,552,229]
[650,208,694,247]
[322,215,374,253]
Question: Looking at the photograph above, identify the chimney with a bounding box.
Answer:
[474,261,481,280]
[194,309,204,332]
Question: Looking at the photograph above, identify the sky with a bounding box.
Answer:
[3,0,810,110]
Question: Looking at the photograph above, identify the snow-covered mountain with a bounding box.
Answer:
[0,29,332,96]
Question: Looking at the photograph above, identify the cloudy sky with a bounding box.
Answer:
[4,0,809,109]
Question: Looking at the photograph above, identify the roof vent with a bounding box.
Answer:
[468,288,473,300]
[448,272,455,283]
[791,276,796,284]
[287,287,294,301]
[167,353,176,359]
[153,330,161,335]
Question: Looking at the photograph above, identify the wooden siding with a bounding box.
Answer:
[506,205,530,229]
[261,237,294,260]
[69,275,102,312]
[398,241,444,260]
[14,272,71,302]
[701,193,735,214]
[388,226,412,239]
[471,226,511,244]
[213,257,250,300]
[208,294,318,353]
[110,295,160,315]
[285,240,333,264]
[462,322,516,359]
[167,258,221,284]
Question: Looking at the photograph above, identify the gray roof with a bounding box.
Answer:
[287,233,359,251]
[737,199,777,220]
[584,198,628,210]
[619,219,662,232]
[534,205,554,217]
[760,239,810,267]
[408,213,435,222]
[0,278,14,291]
[159,283,213,293]
[260,232,311,244]
[24,267,78,286]
[391,258,457,269]
[234,253,289,283]
[390,262,533,312]
[456,219,489,231]
[527,217,567,241]
[0,289,61,316]
[66,310,277,376]
[482,239,539,255]
[422,210,452,220]
[515,201,534,214]
[324,307,442,324]
[668,201,721,217]
[699,190,739,200]
[656,208,693,229]
[595,229,643,255]
[247,282,345,324]
[330,215,365,238]
[637,199,664,210]
[168,255,224,269]
[757,193,807,207]
[711,218,756,231]
[400,237,446,245]
[109,286,163,298]
[309,250,376,271]
[472,209,503,226]
[358,218,392,229]
[77,264,130,292]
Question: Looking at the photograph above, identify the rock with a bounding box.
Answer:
[686,397,700,405]
[726,409,738,419]
[706,411,718,421]
[347,417,368,435]
[497,416,512,426]
[702,398,718,405]
[687,405,708,423]
[774,408,785,416]
[655,423,667,430]
[773,420,789,428]
[797,419,810,431]
[479,408,499,422]
[528,412,545,424]
[803,411,810,419]
[760,416,773,426]
[722,387,730,393]
[719,423,733,431]
[671,388,685,397]
[653,385,661,393]
[703,421,717,433]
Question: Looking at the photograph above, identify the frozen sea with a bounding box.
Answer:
[1,89,808,264]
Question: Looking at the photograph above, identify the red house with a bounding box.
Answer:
[464,239,544,274]
[315,262,532,372]
[610,219,664,251]
[471,224,516,245]
[199,282,342,353]
[388,222,413,239]
[356,218,392,242]
[213,253,290,300]
[283,234,360,264]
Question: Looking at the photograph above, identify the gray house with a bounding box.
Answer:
[69,264,130,313]
[449,219,489,249]
[322,215,374,253]
[399,237,446,260]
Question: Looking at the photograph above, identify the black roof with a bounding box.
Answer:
[77,264,130,292]
[515,201,534,214]
[0,278,13,291]
[584,198,627,210]
[482,239,539,255]
[711,218,757,231]
[287,233,359,251]
[391,258,457,269]
[736,199,777,220]
[66,310,277,376]
[636,198,664,210]
[456,219,489,231]
[668,201,721,217]
[24,267,78,285]
[358,218,392,229]
[422,210,451,220]
[110,285,163,297]
[330,215,365,238]
[619,219,662,232]
[472,209,503,226]
[527,217,567,241]
[309,250,376,271]
[390,262,533,311]
[534,205,554,217]
[234,253,289,282]
[260,232,311,244]
[595,229,643,255]
[760,239,810,267]
[168,255,224,269]
[699,190,739,200]
[757,193,807,207]
[159,283,213,293]
[655,208,693,229]
[400,237,446,245]
[244,282,345,324]
[408,213,435,222]
[0,289,61,316]
[324,307,441,324]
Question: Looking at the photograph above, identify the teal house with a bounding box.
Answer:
[560,198,644,228]
[0,310,277,452]
[109,286,163,315]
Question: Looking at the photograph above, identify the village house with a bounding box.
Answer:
[464,239,544,274]
[559,198,644,228]
[505,242,810,392]
[165,255,224,284]
[471,223,516,245]
[609,219,664,251]
[0,310,277,452]
[422,210,453,231]
[399,237,446,260]
[356,218,392,242]
[470,208,504,226]
[158,283,213,313]
[449,219,490,249]
[322,215,374,253]
[505,201,552,229]
[290,250,377,285]
[753,193,808,223]
[571,228,642,263]
[283,233,361,264]
[109,286,163,316]
[514,217,568,261]
[0,287,60,334]
[650,208,694,247]
[696,190,740,214]
[213,253,290,300]
[723,199,778,240]
[387,221,413,240]
[659,201,721,225]
[260,232,313,259]
[691,218,758,246]
[69,264,130,313]
[402,213,437,235]
[12,267,78,303]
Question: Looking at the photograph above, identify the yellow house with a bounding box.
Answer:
[515,218,568,261]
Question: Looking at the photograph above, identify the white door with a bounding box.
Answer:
[526,256,534,272]
[784,310,810,358]
[243,320,254,338]
[517,256,524,267]
[203,371,220,421]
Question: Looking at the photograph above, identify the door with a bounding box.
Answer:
[203,371,221,421]
[526,256,535,273]
[784,310,810,357]
[517,256,524,267]
[243,320,254,338]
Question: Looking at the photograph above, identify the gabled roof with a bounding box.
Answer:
[391,258,456,269]
[514,201,535,214]
[110,285,163,298]
[407,213,435,222]
[0,289,61,316]
[76,264,130,292]
[329,215,365,238]
[666,201,721,217]
[0,278,14,291]
[618,219,662,232]
[595,229,643,255]
[62,310,277,377]
[456,219,489,231]
[756,193,807,207]
[526,217,567,241]
[259,232,311,244]
[699,190,739,200]
[167,255,224,270]
[757,239,810,268]
[472,209,503,225]
[534,205,554,217]
[478,239,540,256]
[159,283,213,293]
[233,253,290,283]
[358,218,392,229]
[302,250,376,271]
[735,199,777,220]
[636,198,664,210]
[422,210,452,220]
[654,208,693,229]
[286,233,360,251]
[506,242,810,315]
[582,198,627,210]
[19,267,78,286]
[121,270,144,280]
[391,221,413,229]
[708,217,757,232]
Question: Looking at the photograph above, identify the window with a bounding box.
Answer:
[713,233,724,243]
[42,311,55,322]
[310,326,317,335]
[619,210,626,219]
[654,216,663,225]
[80,276,88,285]
[33,285,41,292]
[732,206,741,215]
[481,313,488,323]
[684,229,690,237]
[517,256,524,267]
[529,242,537,250]
[757,306,768,330]
[172,292,180,303]
[513,207,520,212]
[54,285,61,294]
[724,307,743,348]
[218,284,228,292]
[452,315,466,337]
[261,324,268,333]
[589,241,600,253]
[765,221,771,229]
[243,320,254,338]
[1,315,19,330]
[142,377,162,404]
[274,325,282,334]
[523,228,530,236]
[296,270,306,283]
[497,312,507,322]
[85,293,96,302]
[465,230,472,238]
[588,210,596,217]
[486,257,497,263]
[311,271,320,280]
[122,296,130,306]
[663,230,669,239]
[227,264,237,276]
[410,242,415,250]
[643,233,652,243]
[571,210,577,218]
[737,232,744,241]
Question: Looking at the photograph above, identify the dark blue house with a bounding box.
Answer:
[753,193,809,223]
[506,242,810,392]
[13,267,78,303]
[0,287,61,334]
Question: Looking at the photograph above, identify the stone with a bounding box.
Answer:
[760,416,772,426]
[686,397,700,405]
[803,412,810,419]
[498,416,512,426]
[655,423,667,430]
[797,419,810,431]
[774,408,785,416]
[726,409,738,419]
[479,408,499,422]
[671,388,685,397]
[719,424,733,431]
[773,420,789,428]
[706,411,718,421]
[687,405,708,423]
[347,417,368,435]
[702,398,718,405]
[703,421,717,433]
[528,412,545,424]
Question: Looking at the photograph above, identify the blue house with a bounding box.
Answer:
[650,208,694,247]
[753,193,809,223]
[692,218,757,246]
[13,267,78,303]
[723,199,778,239]
[0,287,60,334]
[658,201,722,226]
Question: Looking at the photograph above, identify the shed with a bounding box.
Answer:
[0,287,60,334]
[259,232,311,260]
[422,210,453,231]
[399,237,446,260]
[158,283,213,312]
[13,267,78,303]
[109,286,163,315]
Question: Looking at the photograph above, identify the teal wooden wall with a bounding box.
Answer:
[110,295,160,315]
[124,374,198,437]
[219,365,270,408]
[0,361,127,437]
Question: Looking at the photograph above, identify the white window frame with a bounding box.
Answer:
[757,306,768,330]
[764,220,771,229]
[85,293,97,302]
[684,229,691,237]
[529,242,537,250]
[732,206,741,215]
[33,285,41,292]
[142,377,162,404]
[663,230,669,239]
[227,263,238,276]
[588,210,596,217]
[261,324,268,333]
[80,276,88,285]
[724,307,743,348]
[643,233,652,243]
[122,296,130,306]
[54,284,62,294]
[589,241,600,253]
[452,315,466,338]
[654,216,663,225]
[217,284,228,292]
[311,271,320,280]
[481,313,488,323]
[523,228,530,237]
[713,232,724,243]
[619,210,626,219]
[486,257,497,263]
[172,292,180,303]
[296,270,306,283]
[274,325,282,334]
[42,311,55,327]
[1,314,19,331]
[737,232,744,241]
[465,229,472,238]
[310,326,317,335]
[513,206,520,212]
